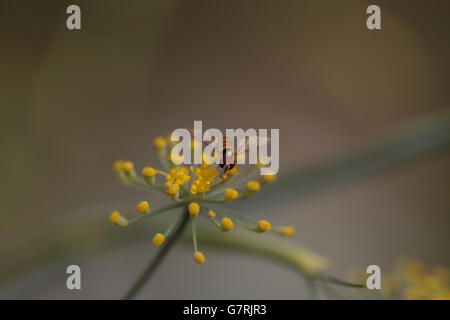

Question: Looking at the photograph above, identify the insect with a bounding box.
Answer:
[219,139,236,173]
[189,130,269,178]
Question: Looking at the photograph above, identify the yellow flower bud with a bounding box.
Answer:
[246,180,261,192]
[153,136,167,148]
[190,184,198,194]
[112,160,124,172]
[188,202,200,217]
[167,183,180,195]
[262,173,276,183]
[142,167,157,177]
[224,188,239,201]
[257,219,271,232]
[136,201,149,214]
[109,211,129,227]
[152,233,165,246]
[193,252,205,264]
[121,161,134,172]
[221,217,234,231]
[109,211,120,224]
[282,226,295,237]
[207,210,216,218]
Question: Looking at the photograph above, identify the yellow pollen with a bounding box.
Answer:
[193,252,205,264]
[109,211,120,224]
[153,136,167,148]
[282,226,295,237]
[257,220,271,232]
[208,210,216,218]
[221,217,234,231]
[152,233,165,246]
[188,202,200,216]
[142,167,157,177]
[136,201,149,214]
[247,180,261,192]
[224,188,239,201]
[121,161,134,172]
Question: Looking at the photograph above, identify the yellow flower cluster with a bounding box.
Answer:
[382,257,450,300]
[166,167,191,186]
[190,164,217,194]
[165,167,190,196]
[108,135,288,266]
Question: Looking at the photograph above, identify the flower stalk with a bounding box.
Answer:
[109,134,366,299]
[123,208,190,300]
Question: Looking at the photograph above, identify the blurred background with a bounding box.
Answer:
[0,0,449,299]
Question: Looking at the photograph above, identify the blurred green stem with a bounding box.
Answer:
[122,208,190,300]
[195,223,329,276]
[261,109,450,203]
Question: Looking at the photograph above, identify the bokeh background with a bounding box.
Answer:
[0,0,449,299]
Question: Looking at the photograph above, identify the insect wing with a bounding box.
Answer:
[235,136,270,155]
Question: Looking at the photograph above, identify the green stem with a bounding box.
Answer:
[128,202,184,224]
[318,274,365,288]
[191,218,198,252]
[129,176,165,193]
[122,208,190,300]
[195,225,329,276]
[204,203,257,225]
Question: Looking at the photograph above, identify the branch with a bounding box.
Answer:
[122,208,190,300]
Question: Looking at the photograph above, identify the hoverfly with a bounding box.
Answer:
[188,130,270,178]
